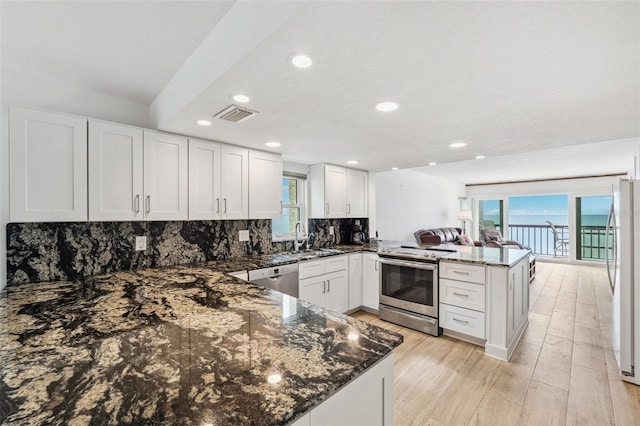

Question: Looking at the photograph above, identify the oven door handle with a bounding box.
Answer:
[378,257,437,271]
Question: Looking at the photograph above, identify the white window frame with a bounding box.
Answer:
[272,173,308,242]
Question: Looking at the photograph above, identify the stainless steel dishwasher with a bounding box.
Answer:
[248,264,300,297]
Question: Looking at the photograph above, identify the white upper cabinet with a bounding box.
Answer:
[220,145,249,220]
[88,120,144,221]
[249,150,283,219]
[324,165,347,218]
[10,106,88,222]
[346,169,368,217]
[188,138,222,220]
[309,164,368,218]
[143,130,188,221]
[188,141,252,220]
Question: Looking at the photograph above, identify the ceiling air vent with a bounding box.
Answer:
[213,105,258,123]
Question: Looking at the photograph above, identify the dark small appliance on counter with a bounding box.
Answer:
[350,223,366,245]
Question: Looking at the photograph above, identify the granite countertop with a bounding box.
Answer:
[211,244,379,273]
[440,246,531,267]
[0,264,402,425]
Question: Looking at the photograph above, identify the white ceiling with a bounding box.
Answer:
[2,1,639,184]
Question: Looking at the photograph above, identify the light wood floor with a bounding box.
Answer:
[352,262,640,425]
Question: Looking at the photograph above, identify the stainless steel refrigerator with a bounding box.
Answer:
[608,178,640,385]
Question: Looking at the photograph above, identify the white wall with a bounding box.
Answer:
[375,170,466,243]
[0,67,150,291]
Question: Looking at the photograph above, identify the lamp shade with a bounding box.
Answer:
[457,210,473,221]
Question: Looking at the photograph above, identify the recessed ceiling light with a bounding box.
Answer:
[197,120,211,126]
[375,101,399,112]
[347,160,359,165]
[290,54,313,69]
[475,155,486,159]
[391,167,399,171]
[232,94,251,103]
[448,141,467,148]
[265,141,281,148]
[428,162,437,166]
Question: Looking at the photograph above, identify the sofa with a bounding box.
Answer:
[414,227,483,247]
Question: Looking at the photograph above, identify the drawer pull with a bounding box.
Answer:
[453,292,469,297]
[453,317,469,324]
[453,270,470,275]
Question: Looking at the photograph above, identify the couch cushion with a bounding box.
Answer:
[414,227,464,245]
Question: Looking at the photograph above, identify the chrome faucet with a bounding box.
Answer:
[294,221,302,252]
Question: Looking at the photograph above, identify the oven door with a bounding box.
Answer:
[379,257,438,318]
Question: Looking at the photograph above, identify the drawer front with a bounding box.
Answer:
[440,278,485,312]
[440,262,486,284]
[440,303,485,339]
[325,255,348,273]
[299,259,326,279]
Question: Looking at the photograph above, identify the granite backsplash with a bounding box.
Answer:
[6,218,368,286]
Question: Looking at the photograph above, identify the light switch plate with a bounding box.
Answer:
[329,226,334,235]
[239,230,250,242]
[135,236,147,251]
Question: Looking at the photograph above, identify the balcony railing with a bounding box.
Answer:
[577,225,611,261]
[501,223,611,260]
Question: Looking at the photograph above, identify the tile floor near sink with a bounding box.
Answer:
[352,262,640,425]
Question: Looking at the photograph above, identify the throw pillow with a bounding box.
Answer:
[458,234,473,246]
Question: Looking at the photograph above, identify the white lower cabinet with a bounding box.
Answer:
[299,275,327,307]
[298,255,349,313]
[439,261,487,340]
[323,271,348,313]
[440,257,530,362]
[440,303,486,339]
[348,253,363,310]
[290,353,395,426]
[362,253,380,311]
[485,256,530,361]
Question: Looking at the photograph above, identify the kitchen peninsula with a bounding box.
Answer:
[0,264,402,425]
[439,246,531,362]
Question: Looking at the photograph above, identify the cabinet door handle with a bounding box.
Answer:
[145,195,151,213]
[453,270,470,275]
[453,292,469,297]
[375,260,379,271]
[325,203,330,214]
[327,279,331,292]
[216,198,220,214]
[224,198,227,213]
[280,200,283,213]
[134,195,140,213]
[322,281,326,294]
[347,203,351,214]
[453,317,469,324]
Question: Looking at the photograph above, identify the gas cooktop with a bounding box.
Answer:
[378,245,456,261]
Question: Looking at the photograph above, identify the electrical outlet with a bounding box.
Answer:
[135,236,147,251]
[239,230,250,242]
[329,226,334,235]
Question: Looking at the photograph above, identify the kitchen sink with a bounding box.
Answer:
[281,248,345,260]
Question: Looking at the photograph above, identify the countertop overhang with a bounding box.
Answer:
[0,260,402,425]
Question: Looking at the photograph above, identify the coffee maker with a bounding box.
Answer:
[350,223,366,245]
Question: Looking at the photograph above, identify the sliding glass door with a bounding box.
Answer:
[479,200,503,234]
[576,195,613,261]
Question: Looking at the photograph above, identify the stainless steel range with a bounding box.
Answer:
[378,245,453,336]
